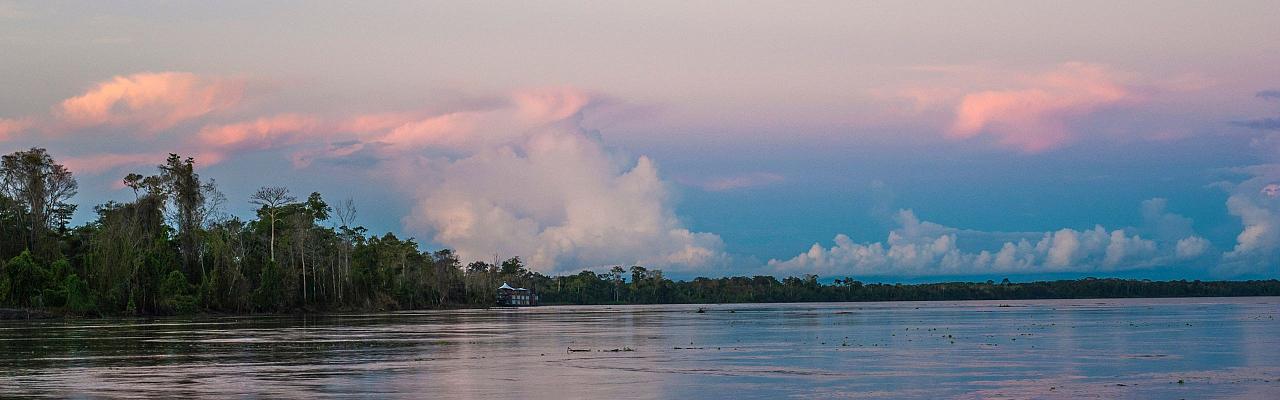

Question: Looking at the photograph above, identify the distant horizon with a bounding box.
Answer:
[2,1,1278,281]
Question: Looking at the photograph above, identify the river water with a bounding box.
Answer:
[1,297,1278,399]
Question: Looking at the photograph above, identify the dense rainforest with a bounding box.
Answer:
[1,147,1278,317]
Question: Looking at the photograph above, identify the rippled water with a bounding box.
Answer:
[2,297,1278,399]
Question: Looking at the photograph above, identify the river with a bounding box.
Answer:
[2,297,1278,398]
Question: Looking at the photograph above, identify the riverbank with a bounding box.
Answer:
[0,308,57,320]
[7,290,1280,321]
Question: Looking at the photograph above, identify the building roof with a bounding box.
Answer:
[499,282,514,290]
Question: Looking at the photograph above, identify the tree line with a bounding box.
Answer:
[1,148,1277,316]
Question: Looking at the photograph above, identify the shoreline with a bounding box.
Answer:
[5,291,1277,321]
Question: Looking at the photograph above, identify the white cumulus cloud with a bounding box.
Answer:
[393,90,726,274]
[1220,166,1280,274]
[769,206,1205,277]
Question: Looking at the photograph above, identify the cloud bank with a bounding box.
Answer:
[769,166,1280,278]
[769,203,1214,277]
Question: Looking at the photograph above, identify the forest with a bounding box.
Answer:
[1,147,1278,316]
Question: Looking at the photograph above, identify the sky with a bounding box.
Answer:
[1,1,1278,281]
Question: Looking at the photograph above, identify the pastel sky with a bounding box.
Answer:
[2,1,1279,280]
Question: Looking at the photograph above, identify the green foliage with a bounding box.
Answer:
[500,257,525,276]
[41,287,66,308]
[48,258,69,282]
[255,261,284,312]
[63,274,95,314]
[159,270,196,315]
[305,192,330,221]
[1,148,78,258]
[0,270,8,305]
[4,251,51,307]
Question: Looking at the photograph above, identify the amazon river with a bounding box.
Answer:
[2,297,1278,399]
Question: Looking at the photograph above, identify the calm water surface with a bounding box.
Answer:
[1,297,1278,399]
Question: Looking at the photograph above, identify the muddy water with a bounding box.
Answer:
[1,297,1278,399]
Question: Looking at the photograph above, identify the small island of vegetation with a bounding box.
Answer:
[1,147,1277,318]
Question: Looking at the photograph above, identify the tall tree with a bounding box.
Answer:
[159,154,204,281]
[0,148,77,255]
[292,192,330,303]
[249,186,295,262]
[335,197,358,301]
[432,249,460,305]
[609,265,626,302]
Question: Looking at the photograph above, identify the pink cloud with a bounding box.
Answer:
[45,83,598,171]
[348,87,592,152]
[192,111,418,166]
[60,152,168,174]
[512,87,592,124]
[948,63,1134,152]
[0,118,34,141]
[56,72,245,132]
[196,114,323,151]
[375,112,478,148]
[337,112,423,133]
[188,111,464,166]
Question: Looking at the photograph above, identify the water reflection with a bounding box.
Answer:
[1,298,1277,398]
